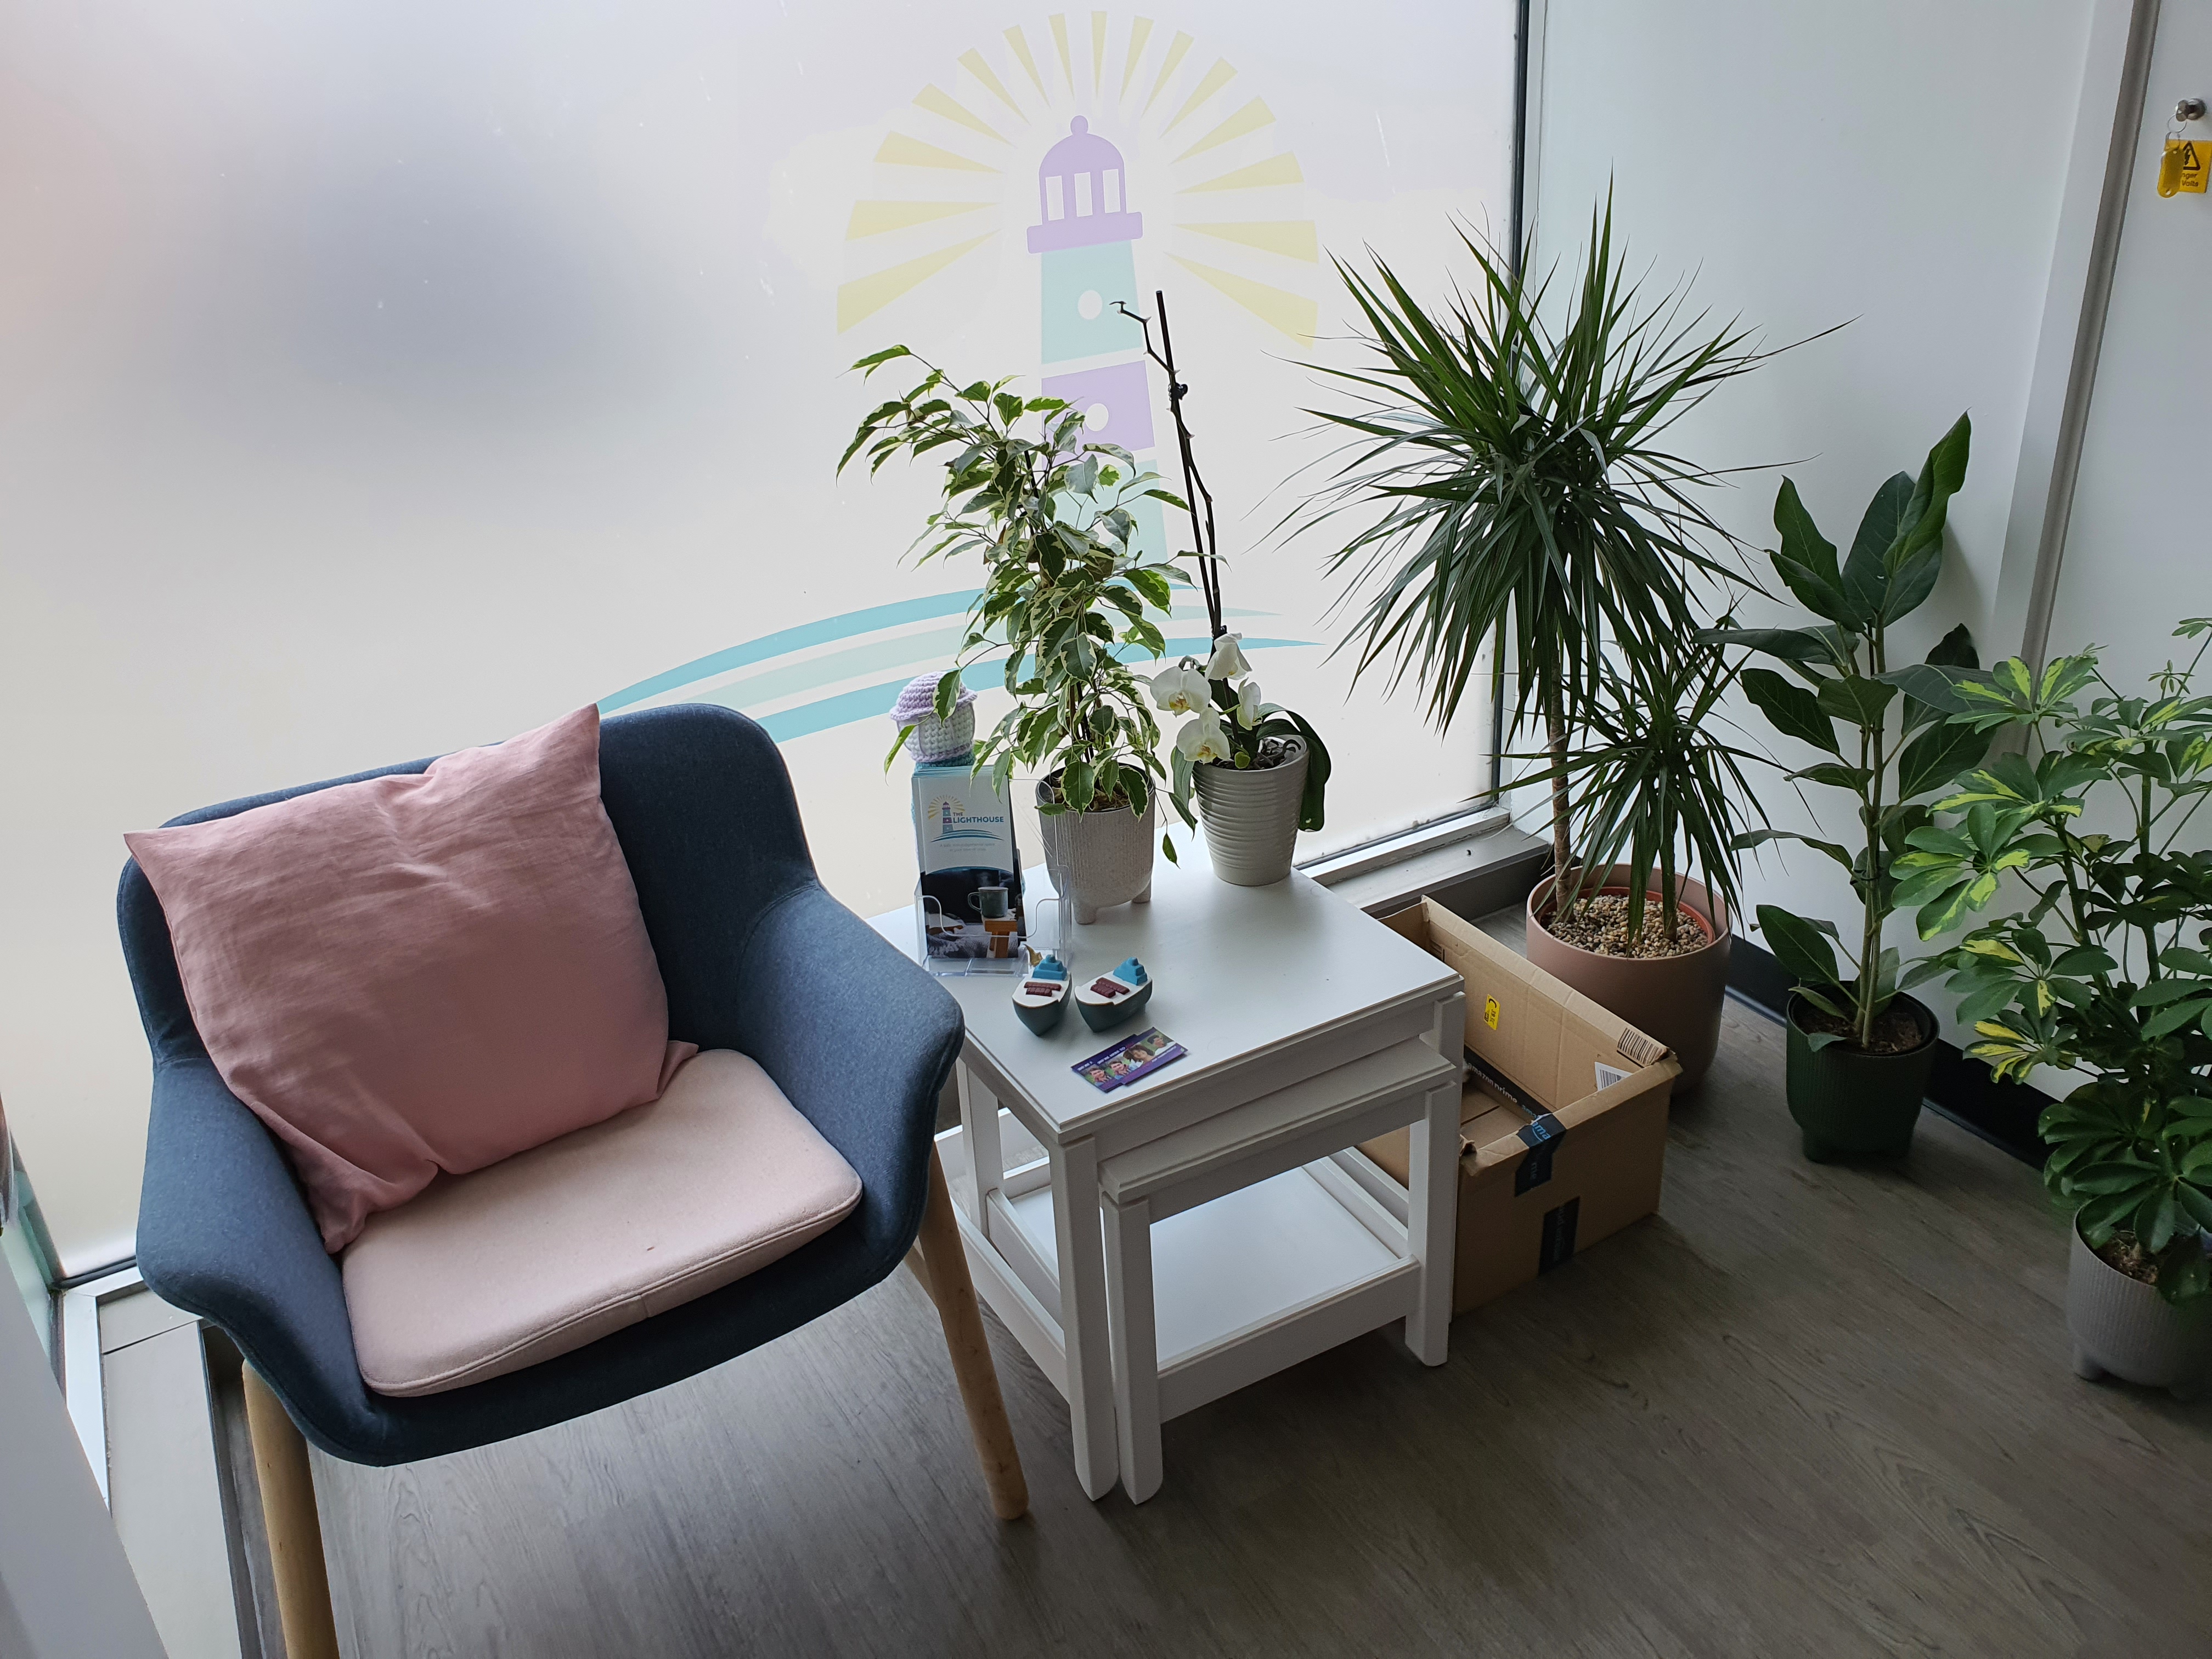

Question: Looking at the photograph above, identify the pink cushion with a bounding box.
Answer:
[126,707,695,1252]
[341,1050,862,1396]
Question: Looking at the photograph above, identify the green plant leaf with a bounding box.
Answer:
[1701,627,1843,668]
[1841,471,1912,622]
[1734,828,1856,871]
[1768,479,1859,625]
[1925,623,1979,669]
[1759,904,1843,986]
[1815,676,1897,731]
[1741,668,1840,754]
[1894,719,1991,802]
[1792,762,1874,793]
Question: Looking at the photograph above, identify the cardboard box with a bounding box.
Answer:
[1359,898,1679,1314]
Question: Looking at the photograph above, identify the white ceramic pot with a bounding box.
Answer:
[1194,738,1308,887]
[1035,781,1155,925]
[2067,1220,2211,1400]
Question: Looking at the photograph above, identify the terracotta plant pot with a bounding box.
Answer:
[1035,779,1154,925]
[1194,737,1308,887]
[1525,867,1730,1093]
[2067,1220,2212,1400]
[1783,991,1936,1161]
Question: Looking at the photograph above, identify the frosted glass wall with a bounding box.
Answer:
[0,1,1515,1264]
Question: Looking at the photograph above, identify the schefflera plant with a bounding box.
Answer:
[845,346,1186,819]
[1706,413,1991,1049]
[1892,629,2212,1301]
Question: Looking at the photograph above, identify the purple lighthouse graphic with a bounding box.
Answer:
[1028,117,1163,555]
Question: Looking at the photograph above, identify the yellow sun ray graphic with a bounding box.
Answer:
[1166,59,1236,133]
[959,49,1025,120]
[838,10,1322,341]
[1177,97,1272,162]
[1121,17,1154,98]
[1005,25,1048,97]
[1145,30,1193,114]
[1050,15,1074,92]
[915,85,1006,145]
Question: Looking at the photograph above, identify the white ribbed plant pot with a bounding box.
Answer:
[1194,738,1308,888]
[1036,781,1155,925]
[2067,1221,2211,1400]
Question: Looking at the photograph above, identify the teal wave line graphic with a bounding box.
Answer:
[599,591,981,713]
[754,637,1319,744]
[597,588,1316,745]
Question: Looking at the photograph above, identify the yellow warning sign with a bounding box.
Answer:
[1483,995,1500,1030]
[2158,139,2209,197]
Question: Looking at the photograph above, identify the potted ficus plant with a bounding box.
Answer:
[1115,291,1331,885]
[1306,198,1772,1076]
[844,346,1183,924]
[1893,628,2212,1396]
[1708,413,1990,1160]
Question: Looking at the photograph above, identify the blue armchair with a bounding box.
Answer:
[120,704,1026,1652]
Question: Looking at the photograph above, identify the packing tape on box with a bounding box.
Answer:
[1514,1112,1567,1194]
[1468,1047,1572,1194]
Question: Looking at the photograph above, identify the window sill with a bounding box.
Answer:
[1304,809,1548,918]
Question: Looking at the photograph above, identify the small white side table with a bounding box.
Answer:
[871,850,1464,1503]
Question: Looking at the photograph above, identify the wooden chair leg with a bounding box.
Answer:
[914,1144,1029,1520]
[241,1366,343,1659]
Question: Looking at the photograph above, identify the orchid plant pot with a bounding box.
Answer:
[1194,737,1308,888]
[1783,990,1937,1162]
[1035,778,1155,926]
[2067,1219,2212,1400]
[1525,866,1730,1094]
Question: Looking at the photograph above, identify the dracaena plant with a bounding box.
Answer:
[1515,628,1773,949]
[1891,627,2212,1303]
[1705,413,1992,1050]
[843,346,1183,817]
[1304,197,1773,882]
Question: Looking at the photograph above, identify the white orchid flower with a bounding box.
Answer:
[1175,711,1232,765]
[1150,663,1209,715]
[1235,679,1262,727]
[1205,632,1250,681]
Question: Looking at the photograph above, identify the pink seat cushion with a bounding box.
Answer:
[125,707,696,1252]
[341,1051,862,1397]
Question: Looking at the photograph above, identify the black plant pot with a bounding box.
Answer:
[1784,991,1938,1163]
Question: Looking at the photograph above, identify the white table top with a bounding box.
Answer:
[868,842,1460,1141]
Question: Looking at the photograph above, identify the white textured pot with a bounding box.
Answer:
[1035,781,1155,925]
[1194,738,1307,887]
[2067,1221,2211,1400]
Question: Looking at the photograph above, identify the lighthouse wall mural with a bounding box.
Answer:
[0,0,1515,1259]
[603,2,1521,915]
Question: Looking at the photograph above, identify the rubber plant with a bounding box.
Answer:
[1895,625,2212,1304]
[1708,413,1990,1053]
[843,346,1183,820]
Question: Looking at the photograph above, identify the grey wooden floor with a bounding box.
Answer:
[311,913,2212,1658]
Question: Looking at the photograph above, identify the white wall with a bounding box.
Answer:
[1528,0,2099,1012]
[2042,4,2212,685]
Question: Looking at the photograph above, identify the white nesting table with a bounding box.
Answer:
[870,849,1464,1502]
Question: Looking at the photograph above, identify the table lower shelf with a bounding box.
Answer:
[937,1121,1417,1421]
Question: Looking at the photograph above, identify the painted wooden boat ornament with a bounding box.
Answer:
[1075,957,1154,1032]
[1013,953,1071,1035]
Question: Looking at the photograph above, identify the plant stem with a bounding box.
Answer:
[1543,681,1574,895]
